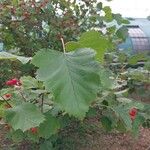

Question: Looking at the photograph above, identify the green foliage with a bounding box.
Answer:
[103,6,113,22]
[0,59,35,90]
[39,112,60,139]
[113,105,132,130]
[97,2,103,10]
[5,103,45,131]
[101,116,112,131]
[116,26,128,41]
[0,52,31,64]
[39,140,53,150]
[128,53,149,65]
[20,76,39,89]
[127,68,150,83]
[0,30,149,148]
[0,0,128,57]
[10,129,24,142]
[0,60,21,89]
[99,67,114,90]
[0,1,150,149]
[132,114,145,136]
[113,14,130,25]
[32,48,100,118]
[65,30,112,62]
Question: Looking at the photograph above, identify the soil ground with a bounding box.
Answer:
[0,124,150,150]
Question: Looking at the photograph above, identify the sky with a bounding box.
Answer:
[101,0,150,18]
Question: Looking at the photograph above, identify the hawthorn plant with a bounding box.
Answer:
[0,31,150,149]
[0,0,150,149]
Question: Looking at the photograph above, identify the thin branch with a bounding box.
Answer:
[0,96,12,108]
[19,90,27,102]
[98,103,115,112]
[60,37,66,54]
[41,94,44,113]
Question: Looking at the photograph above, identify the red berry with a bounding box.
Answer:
[11,78,18,84]
[6,79,17,86]
[6,78,22,86]
[3,94,12,100]
[6,80,14,86]
[129,108,137,121]
[30,127,38,134]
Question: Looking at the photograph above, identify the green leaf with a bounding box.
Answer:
[97,2,103,10]
[113,14,130,25]
[107,26,116,34]
[20,76,39,89]
[103,6,113,22]
[128,53,148,65]
[86,108,97,118]
[114,105,132,130]
[26,130,39,142]
[39,112,60,139]
[122,19,130,24]
[144,61,150,71]
[65,41,81,52]
[12,0,19,6]
[132,114,145,136]
[0,52,31,64]
[116,120,127,132]
[39,140,53,150]
[5,103,45,131]
[65,30,111,62]
[118,52,127,63]
[32,49,100,119]
[113,14,123,25]
[116,26,128,41]
[11,129,24,142]
[99,68,114,90]
[0,88,13,96]
[101,116,112,131]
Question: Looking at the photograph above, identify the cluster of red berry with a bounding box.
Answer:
[129,108,137,121]
[2,78,22,108]
[6,78,22,86]
[4,78,37,134]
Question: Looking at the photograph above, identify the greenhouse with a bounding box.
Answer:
[118,18,150,54]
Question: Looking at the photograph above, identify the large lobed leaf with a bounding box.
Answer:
[65,30,112,63]
[32,48,100,119]
[5,103,45,131]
